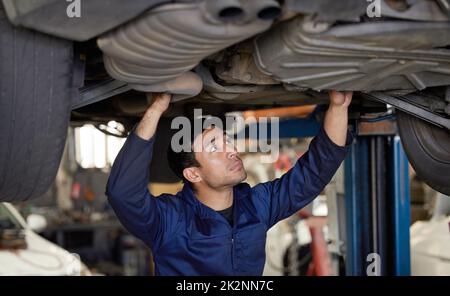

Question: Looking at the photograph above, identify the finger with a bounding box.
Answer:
[329,90,341,101]
[344,93,353,105]
[344,91,353,101]
[153,92,164,100]
[161,92,172,101]
[154,92,168,104]
[327,90,333,101]
[330,90,341,96]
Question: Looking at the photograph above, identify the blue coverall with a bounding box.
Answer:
[106,126,352,275]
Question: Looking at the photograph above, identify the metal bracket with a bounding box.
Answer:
[360,92,450,130]
[72,79,131,110]
[357,119,397,136]
[436,0,450,16]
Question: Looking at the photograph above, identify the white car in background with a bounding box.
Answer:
[0,203,90,276]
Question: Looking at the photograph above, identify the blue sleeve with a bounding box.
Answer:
[252,126,353,228]
[105,127,182,251]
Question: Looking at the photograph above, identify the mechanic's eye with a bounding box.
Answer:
[225,138,235,150]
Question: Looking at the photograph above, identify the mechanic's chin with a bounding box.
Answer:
[230,168,247,185]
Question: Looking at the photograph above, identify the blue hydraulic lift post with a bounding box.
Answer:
[343,124,411,276]
[242,110,411,275]
[344,136,372,276]
[391,136,411,275]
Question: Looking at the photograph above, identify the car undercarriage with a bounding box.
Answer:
[0,0,449,200]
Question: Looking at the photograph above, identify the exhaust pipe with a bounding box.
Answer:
[98,1,274,101]
[128,72,203,102]
[241,0,281,22]
[204,0,245,23]
[257,0,282,21]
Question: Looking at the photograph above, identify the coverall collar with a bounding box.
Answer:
[180,182,251,220]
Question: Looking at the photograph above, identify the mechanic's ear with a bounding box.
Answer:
[183,167,202,183]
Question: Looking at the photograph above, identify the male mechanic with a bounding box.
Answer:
[106,90,353,275]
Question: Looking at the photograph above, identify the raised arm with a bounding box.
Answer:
[134,93,171,140]
[324,90,353,146]
[105,93,180,250]
[252,91,353,228]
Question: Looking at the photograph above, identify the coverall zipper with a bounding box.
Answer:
[231,235,235,271]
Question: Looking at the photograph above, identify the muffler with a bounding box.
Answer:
[97,0,279,101]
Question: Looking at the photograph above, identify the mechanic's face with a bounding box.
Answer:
[189,126,247,189]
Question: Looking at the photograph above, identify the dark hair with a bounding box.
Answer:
[166,117,211,183]
[167,146,200,183]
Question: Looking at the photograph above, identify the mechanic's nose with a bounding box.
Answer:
[227,147,238,160]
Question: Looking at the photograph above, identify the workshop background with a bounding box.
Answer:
[1,0,450,276]
[1,112,449,276]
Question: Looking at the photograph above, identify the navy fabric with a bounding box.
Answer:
[217,205,234,226]
[105,125,352,275]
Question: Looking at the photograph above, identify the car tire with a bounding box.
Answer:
[397,111,450,196]
[0,5,74,201]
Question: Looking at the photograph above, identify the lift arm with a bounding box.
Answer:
[361,92,450,130]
